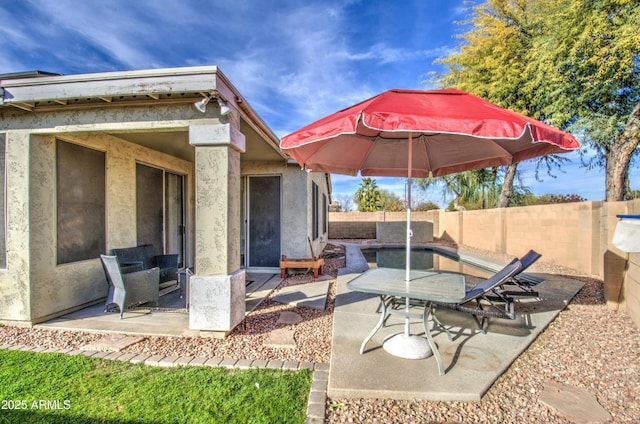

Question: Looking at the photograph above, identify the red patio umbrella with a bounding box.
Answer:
[280,88,579,358]
[281,88,579,177]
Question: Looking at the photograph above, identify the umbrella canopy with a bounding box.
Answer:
[280,88,580,177]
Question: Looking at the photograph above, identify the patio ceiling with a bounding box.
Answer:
[111,123,285,163]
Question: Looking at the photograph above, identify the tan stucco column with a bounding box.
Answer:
[0,131,31,321]
[188,123,246,333]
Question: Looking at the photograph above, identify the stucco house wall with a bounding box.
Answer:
[241,160,330,260]
[308,171,331,257]
[0,104,196,323]
[28,131,193,323]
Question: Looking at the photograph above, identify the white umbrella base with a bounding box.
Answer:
[383,333,432,359]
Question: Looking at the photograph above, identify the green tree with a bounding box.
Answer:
[379,189,405,211]
[414,201,441,211]
[354,177,382,212]
[434,0,640,202]
[527,0,640,201]
[434,0,544,207]
[332,193,355,212]
[418,166,533,209]
[512,192,587,206]
[418,168,501,210]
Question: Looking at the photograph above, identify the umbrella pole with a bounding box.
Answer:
[382,133,433,360]
[404,133,412,337]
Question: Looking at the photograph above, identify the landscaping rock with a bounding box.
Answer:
[277,311,303,325]
[265,328,296,349]
[538,381,611,424]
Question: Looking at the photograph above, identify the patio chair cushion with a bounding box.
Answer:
[111,244,179,283]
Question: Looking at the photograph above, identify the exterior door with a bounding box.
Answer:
[136,164,185,264]
[165,172,185,267]
[248,176,281,267]
[136,164,164,256]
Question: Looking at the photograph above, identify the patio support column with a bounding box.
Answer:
[188,123,246,333]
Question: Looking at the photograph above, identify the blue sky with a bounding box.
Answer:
[1,0,635,207]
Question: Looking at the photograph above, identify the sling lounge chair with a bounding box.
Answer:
[494,249,542,298]
[432,257,523,334]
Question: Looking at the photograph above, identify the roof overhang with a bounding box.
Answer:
[0,66,286,160]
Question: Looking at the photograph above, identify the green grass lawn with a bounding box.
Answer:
[0,349,312,424]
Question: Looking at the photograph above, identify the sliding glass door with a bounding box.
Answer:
[136,163,185,266]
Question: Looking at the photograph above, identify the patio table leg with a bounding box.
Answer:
[430,304,453,341]
[423,301,445,376]
[360,295,388,354]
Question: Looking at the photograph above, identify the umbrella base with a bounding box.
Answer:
[383,333,432,360]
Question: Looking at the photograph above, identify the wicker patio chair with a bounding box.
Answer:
[101,254,160,319]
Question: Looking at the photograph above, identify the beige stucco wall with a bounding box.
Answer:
[28,132,193,322]
[0,105,198,323]
[602,200,640,328]
[194,144,240,275]
[0,130,31,321]
[240,162,329,260]
[625,253,640,326]
[308,171,330,257]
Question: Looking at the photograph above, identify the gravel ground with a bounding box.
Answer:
[1,241,639,423]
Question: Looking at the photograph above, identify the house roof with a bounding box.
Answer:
[0,70,62,80]
[0,66,285,160]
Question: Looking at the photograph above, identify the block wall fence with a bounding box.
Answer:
[329,199,640,328]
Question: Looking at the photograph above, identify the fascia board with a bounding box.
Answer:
[1,66,221,103]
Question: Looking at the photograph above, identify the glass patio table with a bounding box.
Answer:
[347,267,466,375]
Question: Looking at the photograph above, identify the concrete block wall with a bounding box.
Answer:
[500,202,601,275]
[625,253,640,326]
[328,211,437,239]
[376,221,434,243]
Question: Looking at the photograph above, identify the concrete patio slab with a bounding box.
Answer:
[328,272,585,401]
[36,302,197,337]
[272,280,330,310]
[246,273,282,313]
[35,272,280,337]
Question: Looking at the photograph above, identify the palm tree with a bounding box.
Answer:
[417,168,500,210]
